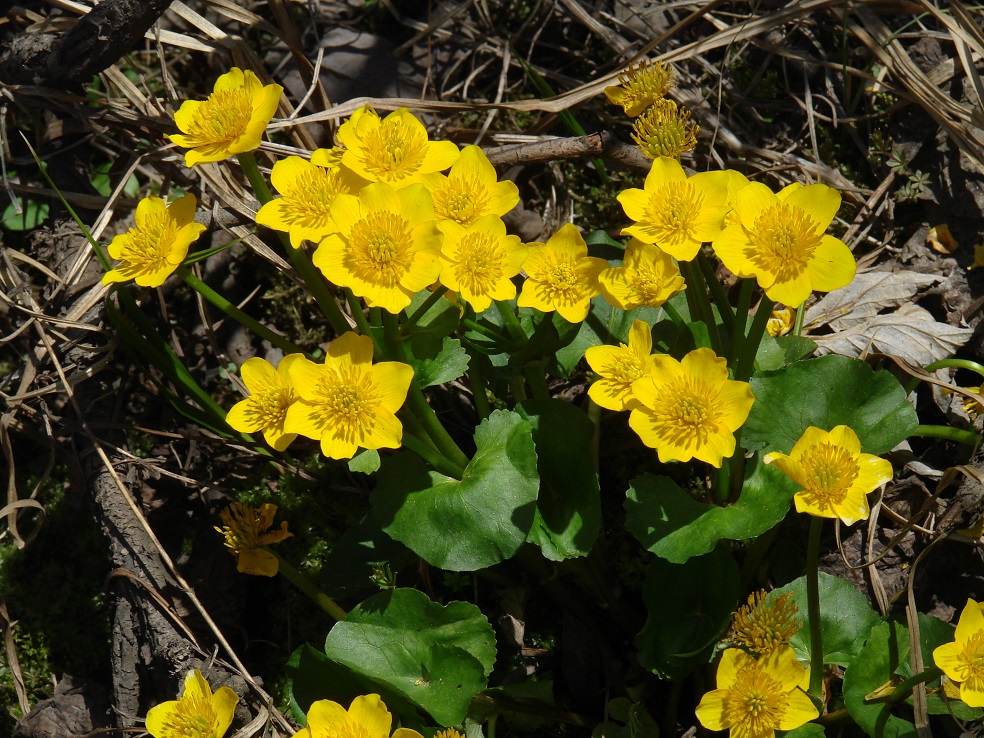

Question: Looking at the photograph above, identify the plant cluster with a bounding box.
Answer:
[88,61,984,738]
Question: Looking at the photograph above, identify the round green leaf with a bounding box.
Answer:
[411,336,470,388]
[776,572,881,668]
[635,546,739,679]
[623,457,797,564]
[324,588,496,726]
[2,199,48,231]
[372,409,539,571]
[843,620,917,738]
[516,400,600,560]
[744,355,918,455]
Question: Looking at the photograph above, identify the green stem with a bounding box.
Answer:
[681,260,723,354]
[495,300,528,344]
[910,424,980,446]
[270,550,347,621]
[697,251,735,330]
[344,289,373,344]
[467,355,493,421]
[237,151,351,337]
[662,301,687,330]
[401,432,465,479]
[887,666,943,706]
[523,360,551,401]
[793,301,806,336]
[383,313,471,469]
[463,317,512,344]
[402,289,448,335]
[806,515,825,705]
[728,278,754,365]
[905,359,984,395]
[734,297,775,382]
[587,397,601,473]
[179,268,302,355]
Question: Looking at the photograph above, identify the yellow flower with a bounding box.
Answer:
[926,223,958,254]
[712,182,856,308]
[732,590,801,657]
[598,238,686,310]
[425,145,520,225]
[434,731,465,738]
[313,182,443,314]
[255,155,364,248]
[585,320,657,411]
[215,502,292,577]
[766,306,795,337]
[517,223,608,323]
[225,355,301,451]
[631,99,699,160]
[604,60,675,117]
[145,669,238,738]
[933,599,984,707]
[628,348,754,467]
[338,106,460,187]
[968,243,984,270]
[168,68,282,168]
[617,157,731,262]
[695,647,818,738]
[438,215,527,312]
[103,194,205,287]
[296,694,424,738]
[284,332,414,460]
[764,425,893,525]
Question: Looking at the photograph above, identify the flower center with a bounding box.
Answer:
[362,121,427,182]
[246,385,293,430]
[630,262,672,305]
[609,352,644,386]
[348,210,415,287]
[454,232,503,294]
[162,695,217,738]
[322,719,372,738]
[798,441,860,512]
[958,630,984,691]
[733,591,801,656]
[125,211,180,270]
[191,88,252,143]
[314,367,380,443]
[725,668,786,738]
[434,174,490,225]
[748,203,822,281]
[650,376,718,448]
[282,168,349,227]
[645,181,702,246]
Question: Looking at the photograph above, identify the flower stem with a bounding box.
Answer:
[662,300,687,331]
[887,666,943,706]
[806,515,825,705]
[178,268,302,356]
[402,289,449,336]
[402,432,465,479]
[793,301,806,336]
[679,260,722,355]
[728,278,754,365]
[344,289,373,342]
[495,300,529,344]
[697,251,734,330]
[523,359,551,401]
[905,358,984,395]
[236,151,351,337]
[467,354,493,421]
[734,297,775,382]
[270,549,347,621]
[462,318,512,344]
[911,424,980,446]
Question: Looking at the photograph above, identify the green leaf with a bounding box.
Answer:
[777,572,881,667]
[1,198,49,231]
[324,588,496,726]
[754,333,787,372]
[623,456,798,563]
[516,400,600,560]
[371,409,539,571]
[744,355,918,455]
[843,620,918,738]
[775,335,817,363]
[635,546,740,679]
[348,449,380,474]
[411,336,470,387]
[318,512,412,596]
[406,290,461,359]
[782,723,825,738]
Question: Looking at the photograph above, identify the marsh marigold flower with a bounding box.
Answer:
[618,157,731,262]
[517,223,607,323]
[226,354,300,451]
[733,590,801,657]
[168,68,282,168]
[628,348,754,467]
[712,182,856,308]
[314,182,443,314]
[438,214,527,312]
[766,306,795,337]
[425,145,519,226]
[145,669,238,738]
[631,99,699,160]
[585,320,657,411]
[764,425,893,525]
[935,599,984,707]
[297,694,424,738]
[696,647,818,738]
[216,502,292,577]
[598,239,685,310]
[103,194,204,287]
[605,60,675,117]
[285,332,413,460]
[338,106,460,188]
[255,155,364,248]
